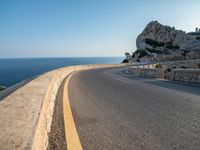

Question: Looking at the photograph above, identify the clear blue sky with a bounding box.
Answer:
[0,0,200,58]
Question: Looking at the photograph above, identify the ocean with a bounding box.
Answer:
[0,57,123,87]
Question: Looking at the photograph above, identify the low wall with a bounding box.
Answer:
[0,64,122,150]
[128,67,164,78]
[129,59,200,70]
[128,67,200,84]
[166,69,200,84]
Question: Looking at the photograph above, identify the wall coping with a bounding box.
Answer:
[172,69,200,72]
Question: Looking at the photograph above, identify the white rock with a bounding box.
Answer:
[136,21,200,50]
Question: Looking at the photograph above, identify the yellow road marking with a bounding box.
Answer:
[63,73,83,150]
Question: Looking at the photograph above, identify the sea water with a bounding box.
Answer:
[0,57,122,87]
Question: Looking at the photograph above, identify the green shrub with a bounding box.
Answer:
[146,48,163,54]
[133,49,149,58]
[173,45,180,49]
[122,59,129,63]
[145,38,165,47]
[165,44,179,49]
[138,50,148,58]
[137,59,141,62]
[165,44,173,49]
[166,41,173,45]
[163,49,170,54]
[196,36,200,40]
[146,48,157,53]
[182,49,190,56]
[155,64,162,69]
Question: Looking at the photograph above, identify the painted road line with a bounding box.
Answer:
[63,73,83,150]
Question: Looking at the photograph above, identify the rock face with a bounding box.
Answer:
[136,21,200,50]
[131,21,200,62]
[0,86,6,91]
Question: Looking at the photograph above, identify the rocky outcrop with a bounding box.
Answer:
[130,21,200,62]
[0,86,6,91]
[136,21,200,50]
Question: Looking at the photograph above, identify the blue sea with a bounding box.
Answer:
[0,57,122,87]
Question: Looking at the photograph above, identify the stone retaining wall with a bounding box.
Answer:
[128,67,164,78]
[130,59,200,70]
[128,67,200,84]
[0,64,122,150]
[165,69,200,84]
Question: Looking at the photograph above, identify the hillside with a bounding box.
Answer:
[131,21,200,62]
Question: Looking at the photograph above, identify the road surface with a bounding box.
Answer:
[68,67,200,150]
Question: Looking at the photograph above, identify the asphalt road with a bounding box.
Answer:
[68,67,200,150]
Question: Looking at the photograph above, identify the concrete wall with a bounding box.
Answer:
[128,59,200,84]
[0,64,122,150]
[128,67,164,78]
[129,66,200,84]
[166,69,200,84]
[129,59,200,70]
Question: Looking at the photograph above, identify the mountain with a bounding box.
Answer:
[131,21,200,62]
[136,21,200,50]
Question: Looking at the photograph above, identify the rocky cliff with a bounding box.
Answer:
[128,21,200,62]
[136,21,200,50]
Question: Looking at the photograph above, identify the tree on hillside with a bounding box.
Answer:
[125,52,132,60]
[122,52,132,63]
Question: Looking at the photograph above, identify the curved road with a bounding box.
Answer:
[68,67,200,150]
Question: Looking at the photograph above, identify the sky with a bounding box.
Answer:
[0,0,200,58]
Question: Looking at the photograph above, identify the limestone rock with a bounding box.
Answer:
[136,21,200,50]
